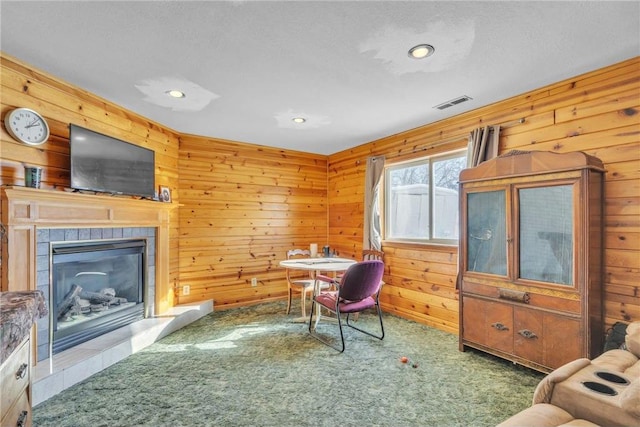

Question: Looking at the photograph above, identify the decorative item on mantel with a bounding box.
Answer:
[159,185,171,203]
[0,291,48,365]
[24,165,43,188]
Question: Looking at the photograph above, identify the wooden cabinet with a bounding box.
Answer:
[1,337,32,427]
[458,151,604,373]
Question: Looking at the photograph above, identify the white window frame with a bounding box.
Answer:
[383,149,467,245]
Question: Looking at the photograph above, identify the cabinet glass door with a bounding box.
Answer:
[466,190,507,275]
[518,185,573,285]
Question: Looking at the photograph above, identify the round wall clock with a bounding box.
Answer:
[4,107,50,146]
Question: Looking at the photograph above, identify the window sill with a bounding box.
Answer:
[382,239,458,251]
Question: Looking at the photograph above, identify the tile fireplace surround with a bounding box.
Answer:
[1,187,214,404]
[36,226,156,361]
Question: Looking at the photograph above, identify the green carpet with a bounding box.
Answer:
[33,302,543,426]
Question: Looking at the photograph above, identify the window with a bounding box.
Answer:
[384,150,467,244]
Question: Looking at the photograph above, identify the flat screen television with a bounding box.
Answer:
[69,124,155,198]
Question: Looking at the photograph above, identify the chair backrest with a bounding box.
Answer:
[339,260,384,302]
[287,248,311,260]
[286,249,312,281]
[362,249,384,261]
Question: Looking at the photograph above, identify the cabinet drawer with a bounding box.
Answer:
[486,301,513,353]
[462,297,513,353]
[0,338,30,415]
[462,296,486,344]
[0,388,31,427]
[514,307,581,369]
[514,308,543,363]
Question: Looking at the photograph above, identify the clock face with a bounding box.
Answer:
[4,108,50,145]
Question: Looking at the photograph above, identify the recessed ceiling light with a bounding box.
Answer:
[292,117,306,124]
[408,44,435,59]
[166,90,186,98]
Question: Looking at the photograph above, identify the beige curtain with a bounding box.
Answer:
[467,125,501,167]
[363,156,385,251]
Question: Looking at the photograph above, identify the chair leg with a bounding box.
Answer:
[286,287,293,314]
[308,299,345,352]
[345,302,384,341]
[300,287,307,318]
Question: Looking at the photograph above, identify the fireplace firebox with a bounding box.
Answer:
[51,239,147,354]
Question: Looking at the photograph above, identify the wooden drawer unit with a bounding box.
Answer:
[462,295,583,372]
[1,338,32,427]
[458,151,604,373]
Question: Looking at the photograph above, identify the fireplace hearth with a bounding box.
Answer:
[50,238,149,354]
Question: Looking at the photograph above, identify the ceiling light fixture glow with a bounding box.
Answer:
[166,90,186,98]
[292,117,306,124]
[408,44,435,59]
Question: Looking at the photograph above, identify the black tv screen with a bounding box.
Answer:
[70,124,155,198]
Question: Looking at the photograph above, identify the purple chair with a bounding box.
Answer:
[308,260,385,352]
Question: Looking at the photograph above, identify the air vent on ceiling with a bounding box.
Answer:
[434,95,473,110]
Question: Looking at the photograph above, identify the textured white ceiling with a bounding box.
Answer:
[1,1,638,155]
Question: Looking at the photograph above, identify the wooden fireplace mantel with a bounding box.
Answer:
[1,186,176,314]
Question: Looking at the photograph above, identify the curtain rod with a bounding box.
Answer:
[384,117,526,160]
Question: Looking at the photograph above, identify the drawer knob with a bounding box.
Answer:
[491,322,509,331]
[15,363,28,380]
[518,329,538,339]
[17,410,28,427]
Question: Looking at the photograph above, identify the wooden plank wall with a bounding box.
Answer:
[0,53,181,307]
[177,135,328,309]
[2,51,638,334]
[328,57,640,335]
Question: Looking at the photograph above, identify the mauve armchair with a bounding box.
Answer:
[308,260,385,352]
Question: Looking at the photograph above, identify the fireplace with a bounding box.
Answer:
[2,187,172,363]
[50,238,148,354]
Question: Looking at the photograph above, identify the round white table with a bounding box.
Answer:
[279,257,356,322]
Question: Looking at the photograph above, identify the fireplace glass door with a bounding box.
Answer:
[51,239,146,354]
